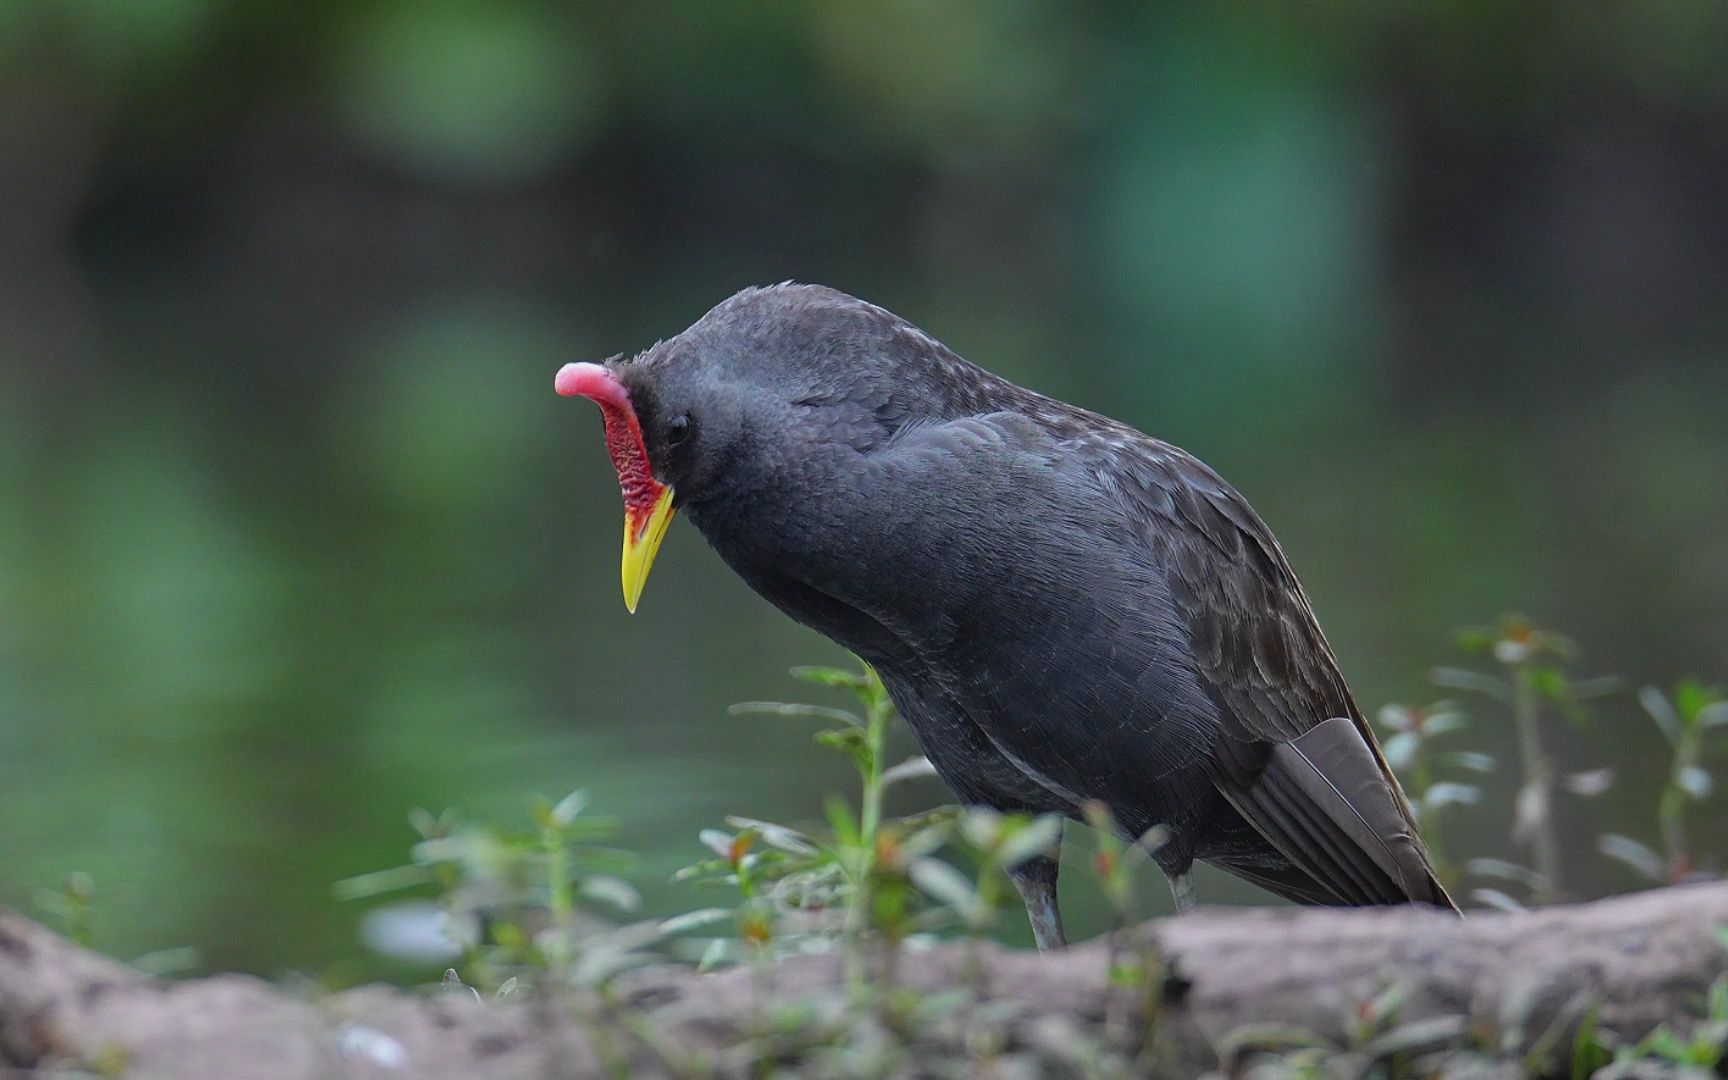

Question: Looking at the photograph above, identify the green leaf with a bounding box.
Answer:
[1137,823,1171,853]
[670,860,726,884]
[441,968,482,1006]
[1571,1004,1609,1080]
[1641,686,1683,745]
[815,727,874,773]
[1218,1024,1329,1058]
[1455,628,1499,654]
[909,858,977,917]
[1376,704,1415,733]
[550,790,588,829]
[1527,665,1568,703]
[958,808,1005,852]
[661,908,734,936]
[1675,679,1724,725]
[1430,667,1511,702]
[1424,782,1480,811]
[698,829,734,860]
[1445,751,1498,773]
[1466,858,1544,888]
[1081,801,1116,835]
[331,864,433,901]
[1700,702,1728,730]
[1563,768,1614,796]
[1566,675,1624,701]
[1599,834,1665,882]
[1108,961,1145,987]
[129,946,201,977]
[724,816,818,856]
[696,938,730,973]
[529,795,554,830]
[579,875,641,913]
[789,665,871,690]
[1677,766,1713,800]
[1381,731,1419,772]
[1470,887,1527,913]
[1365,981,1409,1025]
[728,702,864,727]
[825,798,860,849]
[880,755,939,788]
[1361,1015,1467,1059]
[995,815,1064,870]
[408,807,450,839]
[1421,709,1468,736]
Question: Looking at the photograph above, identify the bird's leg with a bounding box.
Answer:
[1168,871,1196,914]
[1008,851,1066,951]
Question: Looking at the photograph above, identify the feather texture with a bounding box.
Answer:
[613,283,1457,914]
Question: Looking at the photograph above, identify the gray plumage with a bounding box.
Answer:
[597,283,1456,939]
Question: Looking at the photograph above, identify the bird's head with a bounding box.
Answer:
[557,283,984,613]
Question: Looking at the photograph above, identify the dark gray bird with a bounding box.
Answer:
[556,283,1457,949]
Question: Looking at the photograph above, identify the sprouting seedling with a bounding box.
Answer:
[337,793,635,991]
[1435,615,1619,903]
[1082,801,1134,923]
[728,661,940,989]
[1080,801,1170,1058]
[1600,680,1728,886]
[691,825,783,961]
[909,809,1060,994]
[532,789,589,980]
[1374,701,1489,881]
[34,871,97,949]
[1608,974,1728,1070]
[671,819,812,972]
[908,810,1061,935]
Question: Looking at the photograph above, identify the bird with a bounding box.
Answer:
[554,283,1457,950]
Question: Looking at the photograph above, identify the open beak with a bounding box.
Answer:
[555,361,676,613]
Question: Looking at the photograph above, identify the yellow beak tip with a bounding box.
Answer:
[619,488,676,614]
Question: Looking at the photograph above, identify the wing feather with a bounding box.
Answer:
[1071,429,1455,910]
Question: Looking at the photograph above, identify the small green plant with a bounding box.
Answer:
[908,808,1061,990]
[1374,700,1493,884]
[1434,615,1620,905]
[1599,680,1728,887]
[693,665,941,983]
[1081,801,1173,1066]
[335,792,646,990]
[1219,982,1470,1080]
[35,871,98,948]
[696,663,1062,996]
[311,619,1728,1077]
[1598,975,1728,1073]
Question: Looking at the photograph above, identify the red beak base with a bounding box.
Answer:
[555,362,668,535]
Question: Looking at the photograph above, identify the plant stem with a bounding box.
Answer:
[1511,665,1563,901]
[1103,920,1127,1046]
[1658,785,1687,881]
[1660,729,1697,880]
[967,854,1000,997]
[845,671,891,992]
[543,826,573,983]
[1409,752,1448,880]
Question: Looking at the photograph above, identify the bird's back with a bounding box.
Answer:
[826,386,1453,910]
[668,284,1454,910]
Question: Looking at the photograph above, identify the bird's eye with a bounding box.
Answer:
[667,414,692,446]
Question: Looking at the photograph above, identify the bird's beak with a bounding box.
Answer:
[555,361,677,614]
[620,486,675,613]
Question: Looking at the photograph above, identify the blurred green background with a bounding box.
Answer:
[2,1,1726,978]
